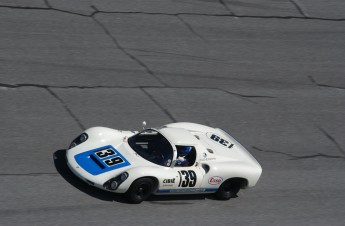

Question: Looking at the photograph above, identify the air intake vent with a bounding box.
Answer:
[207,148,214,153]
[202,164,210,173]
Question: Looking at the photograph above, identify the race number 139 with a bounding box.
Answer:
[178,170,197,187]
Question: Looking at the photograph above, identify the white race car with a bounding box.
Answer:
[66,122,262,203]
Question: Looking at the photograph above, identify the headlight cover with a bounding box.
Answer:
[103,172,129,191]
[69,133,88,149]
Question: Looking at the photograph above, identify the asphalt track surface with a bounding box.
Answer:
[1,0,345,225]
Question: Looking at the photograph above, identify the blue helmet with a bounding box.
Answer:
[177,146,192,155]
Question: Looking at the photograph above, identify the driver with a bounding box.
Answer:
[175,146,192,166]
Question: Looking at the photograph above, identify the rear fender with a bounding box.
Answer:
[203,162,261,187]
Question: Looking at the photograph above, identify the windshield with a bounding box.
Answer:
[128,129,174,167]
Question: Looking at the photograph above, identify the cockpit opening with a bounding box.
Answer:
[128,129,174,167]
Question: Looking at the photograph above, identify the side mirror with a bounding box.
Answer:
[142,121,147,130]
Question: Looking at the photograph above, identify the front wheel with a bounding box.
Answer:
[126,178,154,204]
[215,180,241,200]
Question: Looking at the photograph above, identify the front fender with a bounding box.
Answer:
[85,127,124,143]
[116,166,167,193]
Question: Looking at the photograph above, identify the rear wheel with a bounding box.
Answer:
[215,179,241,200]
[126,178,154,204]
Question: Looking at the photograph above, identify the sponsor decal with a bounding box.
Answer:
[200,158,216,161]
[208,176,223,185]
[163,178,176,184]
[207,133,234,149]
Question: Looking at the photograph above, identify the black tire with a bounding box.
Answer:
[126,178,154,204]
[215,180,241,200]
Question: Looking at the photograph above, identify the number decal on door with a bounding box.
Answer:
[178,170,197,187]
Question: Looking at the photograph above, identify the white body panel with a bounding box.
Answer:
[66,122,262,195]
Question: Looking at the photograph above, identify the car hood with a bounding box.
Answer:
[73,144,132,176]
[67,127,150,181]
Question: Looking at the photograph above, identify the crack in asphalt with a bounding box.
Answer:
[315,84,345,90]
[140,88,177,122]
[252,146,345,160]
[0,5,91,17]
[90,6,167,87]
[308,76,345,90]
[43,0,52,9]
[220,88,276,104]
[307,75,317,84]
[218,0,234,15]
[124,48,222,62]
[0,82,276,104]
[1,84,269,123]
[317,126,345,157]
[0,83,162,89]
[230,94,275,98]
[176,15,206,41]
[96,10,345,21]
[0,82,275,121]
[45,87,86,130]
[221,90,256,104]
[289,0,309,17]
[1,5,345,21]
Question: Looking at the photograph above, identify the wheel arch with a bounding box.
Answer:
[129,176,159,193]
[120,166,167,193]
[222,177,249,189]
[143,176,159,192]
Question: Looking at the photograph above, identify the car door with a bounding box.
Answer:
[169,145,205,193]
[173,166,203,191]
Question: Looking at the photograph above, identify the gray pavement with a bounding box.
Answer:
[1,0,345,225]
